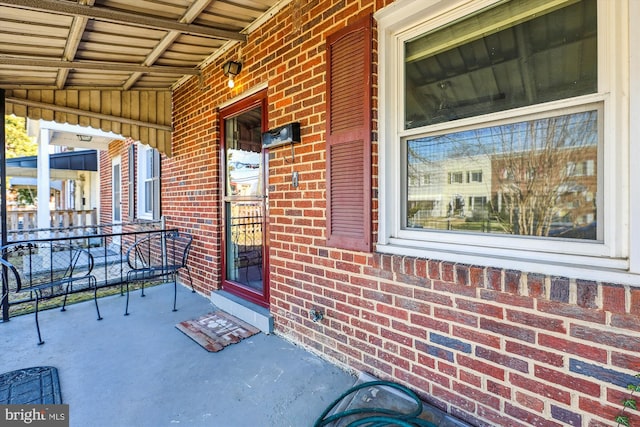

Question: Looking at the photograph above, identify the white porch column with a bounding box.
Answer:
[37,125,51,230]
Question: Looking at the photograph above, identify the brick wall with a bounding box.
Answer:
[165,0,640,425]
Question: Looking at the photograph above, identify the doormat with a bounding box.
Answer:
[176,311,260,352]
[0,366,62,404]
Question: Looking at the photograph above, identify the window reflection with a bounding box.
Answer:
[406,110,600,240]
[225,108,263,197]
[405,0,597,129]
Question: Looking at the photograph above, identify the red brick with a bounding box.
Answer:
[506,309,566,333]
[457,354,505,381]
[428,260,441,279]
[413,288,453,306]
[535,365,601,396]
[434,306,478,327]
[509,373,571,405]
[480,318,535,343]
[538,300,606,324]
[487,379,511,399]
[515,391,544,413]
[570,324,640,352]
[611,351,640,370]
[453,381,500,410]
[538,333,607,363]
[526,273,546,298]
[603,283,627,313]
[476,347,528,373]
[505,341,565,367]
[480,289,535,309]
[453,326,501,349]
[486,268,502,291]
[460,370,482,387]
[504,402,563,427]
[411,313,450,333]
[431,385,475,413]
[457,299,504,319]
[412,363,450,388]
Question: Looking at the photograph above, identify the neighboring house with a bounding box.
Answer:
[13,0,640,425]
[99,139,161,227]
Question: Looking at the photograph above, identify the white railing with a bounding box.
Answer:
[5,209,98,240]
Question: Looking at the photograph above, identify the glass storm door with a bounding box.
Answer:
[221,91,269,307]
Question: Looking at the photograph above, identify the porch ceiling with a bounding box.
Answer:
[0,0,286,155]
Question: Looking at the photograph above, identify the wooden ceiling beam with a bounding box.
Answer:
[0,0,246,41]
[56,0,94,89]
[124,0,214,90]
[0,56,200,76]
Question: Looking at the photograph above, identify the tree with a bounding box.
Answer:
[490,112,598,237]
[5,115,39,207]
[5,115,37,158]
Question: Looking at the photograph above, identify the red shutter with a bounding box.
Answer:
[326,15,372,252]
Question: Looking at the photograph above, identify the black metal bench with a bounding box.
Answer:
[123,230,194,315]
[0,241,102,345]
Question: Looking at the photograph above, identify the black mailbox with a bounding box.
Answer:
[262,122,301,149]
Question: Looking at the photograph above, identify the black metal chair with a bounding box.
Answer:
[0,241,102,345]
[124,230,194,315]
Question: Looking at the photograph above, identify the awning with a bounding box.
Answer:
[7,150,98,172]
[6,90,172,155]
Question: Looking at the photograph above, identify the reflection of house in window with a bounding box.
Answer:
[567,160,595,176]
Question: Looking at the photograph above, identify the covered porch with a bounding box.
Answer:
[1,283,356,427]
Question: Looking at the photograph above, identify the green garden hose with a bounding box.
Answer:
[314,380,439,427]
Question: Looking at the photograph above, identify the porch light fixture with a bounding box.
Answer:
[222,60,242,88]
[77,135,92,142]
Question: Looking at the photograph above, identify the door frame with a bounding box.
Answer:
[220,89,270,307]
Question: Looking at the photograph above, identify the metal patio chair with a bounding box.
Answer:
[124,230,195,315]
[0,241,102,345]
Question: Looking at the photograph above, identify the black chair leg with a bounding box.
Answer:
[35,295,44,345]
[185,266,195,293]
[124,282,130,316]
[61,284,71,312]
[93,279,103,321]
[172,276,177,312]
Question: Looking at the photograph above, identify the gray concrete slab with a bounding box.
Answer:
[0,285,356,427]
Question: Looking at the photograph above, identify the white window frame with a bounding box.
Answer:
[375,0,640,284]
[111,156,122,224]
[136,143,160,220]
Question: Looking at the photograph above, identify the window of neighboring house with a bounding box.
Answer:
[448,172,463,184]
[376,0,632,277]
[137,144,160,220]
[469,171,482,183]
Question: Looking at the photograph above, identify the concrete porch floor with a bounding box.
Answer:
[0,285,356,427]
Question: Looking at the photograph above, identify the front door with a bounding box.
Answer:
[221,90,269,307]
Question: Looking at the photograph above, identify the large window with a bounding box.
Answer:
[376,0,633,278]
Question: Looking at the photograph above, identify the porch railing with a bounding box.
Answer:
[5,209,98,241]
[0,220,165,321]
